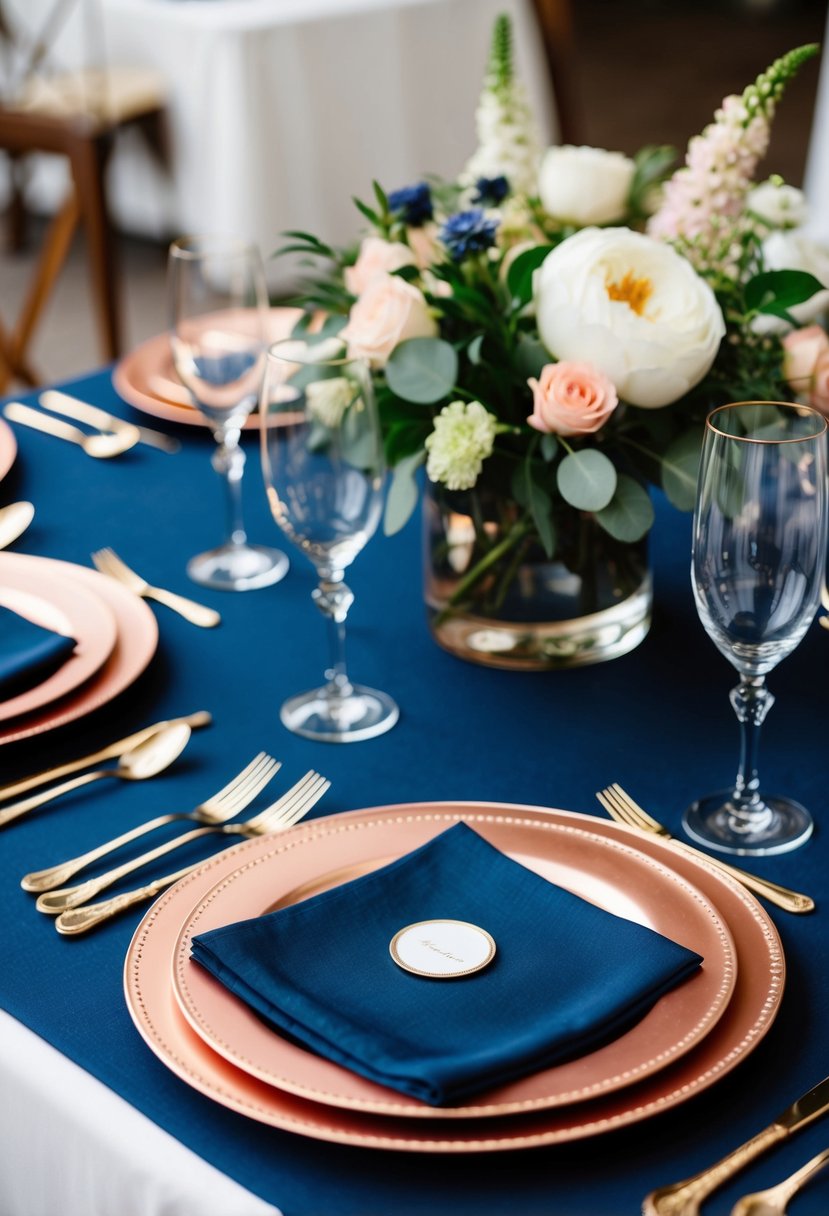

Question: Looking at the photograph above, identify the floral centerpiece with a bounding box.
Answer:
[278,17,824,669]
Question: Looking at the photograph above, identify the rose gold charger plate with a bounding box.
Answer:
[112,307,305,432]
[124,803,784,1152]
[0,417,17,481]
[0,553,158,745]
[0,554,118,722]
[172,808,737,1118]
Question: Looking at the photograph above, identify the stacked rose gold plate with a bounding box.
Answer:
[0,552,158,745]
[112,307,306,432]
[124,801,784,1152]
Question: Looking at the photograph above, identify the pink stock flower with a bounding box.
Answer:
[527,362,619,437]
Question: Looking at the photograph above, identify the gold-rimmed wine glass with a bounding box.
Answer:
[684,400,828,855]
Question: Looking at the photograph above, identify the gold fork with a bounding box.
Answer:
[91,548,220,628]
[21,751,280,893]
[596,784,814,914]
[53,772,330,934]
[37,770,328,914]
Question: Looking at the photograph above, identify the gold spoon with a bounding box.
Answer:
[731,1147,829,1216]
[4,401,140,458]
[0,501,34,550]
[1,721,191,830]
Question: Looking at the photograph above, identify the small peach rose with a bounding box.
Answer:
[811,349,829,414]
[340,275,437,368]
[527,362,618,437]
[781,325,829,392]
[343,237,415,296]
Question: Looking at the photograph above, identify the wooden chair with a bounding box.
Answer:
[0,3,168,390]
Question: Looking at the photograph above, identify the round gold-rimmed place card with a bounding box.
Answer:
[389,919,496,979]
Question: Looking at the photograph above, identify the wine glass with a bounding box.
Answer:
[684,400,828,855]
[167,235,289,591]
[259,338,399,742]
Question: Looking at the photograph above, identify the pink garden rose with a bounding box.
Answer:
[811,350,829,413]
[344,237,415,296]
[341,275,437,368]
[782,325,829,392]
[527,362,619,437]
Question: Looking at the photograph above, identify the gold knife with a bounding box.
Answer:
[644,1074,829,1215]
[0,710,211,807]
[40,390,181,454]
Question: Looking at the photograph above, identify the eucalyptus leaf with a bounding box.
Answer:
[556,449,617,512]
[386,338,458,404]
[511,460,555,557]
[384,450,425,536]
[514,337,550,381]
[661,429,703,511]
[468,334,485,366]
[506,245,555,307]
[595,475,654,542]
[540,433,559,462]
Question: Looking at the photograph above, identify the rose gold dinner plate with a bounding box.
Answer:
[0,417,16,481]
[124,804,784,1152]
[112,307,305,431]
[172,808,737,1118]
[0,554,158,745]
[0,554,118,722]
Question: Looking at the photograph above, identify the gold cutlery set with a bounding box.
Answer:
[1,714,329,935]
[3,390,180,456]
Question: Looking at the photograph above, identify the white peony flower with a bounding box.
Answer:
[534,227,725,409]
[538,146,635,227]
[425,400,498,490]
[747,180,809,229]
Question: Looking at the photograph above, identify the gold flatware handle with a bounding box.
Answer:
[0,711,211,805]
[0,501,34,550]
[55,861,200,934]
[0,770,108,828]
[37,824,222,912]
[143,585,221,629]
[674,843,814,914]
[5,401,90,447]
[40,390,181,454]
[644,1123,788,1215]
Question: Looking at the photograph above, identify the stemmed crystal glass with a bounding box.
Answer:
[168,235,289,591]
[684,401,828,855]
[260,337,399,742]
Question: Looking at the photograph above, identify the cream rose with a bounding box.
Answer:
[341,276,437,368]
[747,181,808,229]
[759,230,829,327]
[344,237,415,296]
[534,227,725,408]
[538,146,635,227]
[527,362,618,436]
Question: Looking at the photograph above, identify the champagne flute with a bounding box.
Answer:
[260,338,399,742]
[684,401,828,855]
[168,235,289,591]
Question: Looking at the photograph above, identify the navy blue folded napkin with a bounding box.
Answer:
[0,604,77,700]
[191,822,702,1106]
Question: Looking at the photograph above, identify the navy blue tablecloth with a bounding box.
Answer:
[1,369,829,1216]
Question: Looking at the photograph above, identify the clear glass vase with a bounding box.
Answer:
[423,484,652,670]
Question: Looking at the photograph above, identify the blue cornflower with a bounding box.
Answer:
[387,182,433,227]
[473,175,510,206]
[440,209,500,261]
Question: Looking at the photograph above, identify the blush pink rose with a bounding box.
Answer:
[527,362,619,436]
[811,349,829,413]
[781,325,829,392]
[344,237,415,296]
[341,275,437,368]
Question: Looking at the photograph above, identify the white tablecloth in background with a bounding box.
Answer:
[5,0,557,286]
[0,1010,277,1216]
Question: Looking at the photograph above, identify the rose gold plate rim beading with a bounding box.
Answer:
[124,803,784,1153]
[171,813,737,1118]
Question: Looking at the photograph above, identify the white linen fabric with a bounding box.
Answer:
[2,0,557,287]
[0,1009,278,1216]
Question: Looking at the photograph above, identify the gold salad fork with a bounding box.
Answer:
[91,548,221,628]
[53,771,330,934]
[596,784,815,915]
[21,751,280,893]
[37,770,328,914]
